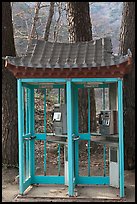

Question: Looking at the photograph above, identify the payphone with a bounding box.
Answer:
[99,110,119,188]
[99,110,118,135]
[52,104,68,185]
[52,104,67,138]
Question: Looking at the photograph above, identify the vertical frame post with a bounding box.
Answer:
[102,86,105,110]
[28,89,31,178]
[25,88,29,179]
[118,79,124,197]
[67,80,74,196]
[58,88,61,103]
[73,86,79,182]
[44,89,47,175]
[22,85,25,182]
[17,79,24,194]
[30,88,35,182]
[58,88,61,176]
[87,89,91,176]
[25,88,29,133]
[103,86,106,176]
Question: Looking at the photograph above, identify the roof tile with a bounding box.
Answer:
[5,37,129,69]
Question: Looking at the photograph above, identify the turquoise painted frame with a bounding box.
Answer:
[66,80,74,196]
[73,83,109,188]
[118,79,124,197]
[17,77,124,198]
[44,89,47,175]
[17,79,24,194]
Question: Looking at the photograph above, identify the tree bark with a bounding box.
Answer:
[67,2,92,42]
[29,2,41,40]
[2,2,18,166]
[119,2,135,170]
[67,2,96,134]
[53,2,62,42]
[43,2,55,41]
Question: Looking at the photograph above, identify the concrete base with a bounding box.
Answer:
[14,185,126,202]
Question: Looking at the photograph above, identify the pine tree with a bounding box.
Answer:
[2,2,18,166]
[67,2,96,134]
[119,2,135,169]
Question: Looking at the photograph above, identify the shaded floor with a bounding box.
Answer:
[2,169,135,202]
[14,184,122,201]
[14,170,135,202]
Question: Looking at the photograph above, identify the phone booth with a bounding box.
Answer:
[4,37,132,199]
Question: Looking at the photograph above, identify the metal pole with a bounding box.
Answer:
[118,79,124,197]
[73,85,79,181]
[67,80,74,196]
[103,86,106,176]
[88,89,91,176]
[28,89,31,178]
[30,88,35,181]
[25,88,29,179]
[17,79,24,194]
[58,88,61,176]
[44,89,47,175]
[58,88,61,104]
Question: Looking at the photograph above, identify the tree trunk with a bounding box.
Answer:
[29,2,41,40]
[67,2,92,42]
[119,2,135,170]
[2,2,18,166]
[67,2,96,134]
[43,2,55,41]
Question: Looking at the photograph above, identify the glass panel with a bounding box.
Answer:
[34,89,44,133]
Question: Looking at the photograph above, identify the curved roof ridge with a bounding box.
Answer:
[3,37,132,78]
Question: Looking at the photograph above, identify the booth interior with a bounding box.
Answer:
[19,78,122,197]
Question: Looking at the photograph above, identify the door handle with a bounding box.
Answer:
[73,135,80,141]
[24,136,36,141]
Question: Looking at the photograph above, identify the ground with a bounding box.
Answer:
[2,91,135,202]
[2,143,135,202]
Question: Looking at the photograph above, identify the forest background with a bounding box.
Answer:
[2,2,135,202]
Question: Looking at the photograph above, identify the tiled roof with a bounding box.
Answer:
[5,37,129,69]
